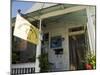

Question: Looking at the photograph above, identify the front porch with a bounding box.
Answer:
[11,3,95,74]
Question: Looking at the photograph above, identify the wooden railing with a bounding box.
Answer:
[11,63,35,75]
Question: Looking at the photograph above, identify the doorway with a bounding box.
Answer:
[69,33,87,70]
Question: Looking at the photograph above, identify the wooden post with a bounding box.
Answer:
[35,19,42,72]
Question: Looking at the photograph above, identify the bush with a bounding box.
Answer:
[38,53,50,72]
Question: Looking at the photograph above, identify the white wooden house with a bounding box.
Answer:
[11,2,96,74]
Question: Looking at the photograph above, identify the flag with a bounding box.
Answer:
[14,14,39,45]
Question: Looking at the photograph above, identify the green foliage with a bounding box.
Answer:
[12,51,20,64]
[86,52,96,69]
[38,53,50,72]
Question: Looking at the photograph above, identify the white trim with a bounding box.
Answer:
[69,30,85,36]
[68,24,85,29]
[35,19,42,72]
[12,63,35,68]
[68,25,86,36]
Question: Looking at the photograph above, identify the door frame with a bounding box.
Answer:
[68,25,86,70]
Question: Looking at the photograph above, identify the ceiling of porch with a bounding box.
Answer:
[43,9,87,25]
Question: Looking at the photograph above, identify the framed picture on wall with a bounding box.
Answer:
[50,36,62,48]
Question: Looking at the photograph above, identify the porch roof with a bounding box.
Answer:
[12,3,88,26]
[24,3,87,21]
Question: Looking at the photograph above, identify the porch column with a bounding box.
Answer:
[86,6,95,54]
[35,19,42,72]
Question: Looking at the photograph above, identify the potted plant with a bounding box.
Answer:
[85,52,96,69]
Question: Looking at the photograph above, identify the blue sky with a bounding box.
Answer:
[12,1,34,17]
